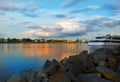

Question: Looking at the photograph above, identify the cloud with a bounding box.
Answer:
[21,11,39,18]
[0,2,41,17]
[0,19,5,22]
[24,20,87,38]
[23,17,120,38]
[53,14,67,18]
[69,5,101,13]
[26,25,41,29]
[84,17,120,28]
[63,0,87,8]
[0,12,5,15]
[103,4,120,15]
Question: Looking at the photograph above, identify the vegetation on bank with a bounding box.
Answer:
[0,38,88,43]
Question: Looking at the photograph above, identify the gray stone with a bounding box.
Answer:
[19,69,35,81]
[70,60,84,75]
[94,54,108,61]
[68,55,80,63]
[99,61,106,66]
[117,62,120,75]
[43,59,60,75]
[67,71,77,82]
[61,57,68,65]
[108,55,117,63]
[37,71,47,78]
[50,72,71,82]
[42,78,49,82]
[77,73,112,82]
[96,66,120,81]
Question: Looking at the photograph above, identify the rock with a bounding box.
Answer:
[37,71,47,78]
[65,63,72,71]
[108,55,117,63]
[68,55,80,63]
[99,61,106,66]
[7,75,21,82]
[42,78,49,82]
[61,57,69,65]
[43,59,60,75]
[94,54,108,61]
[77,73,112,82]
[67,71,77,82]
[19,69,35,81]
[70,60,84,75]
[79,50,88,56]
[80,56,94,72]
[50,72,71,82]
[106,62,118,70]
[96,66,120,81]
[93,48,114,55]
[117,62,120,75]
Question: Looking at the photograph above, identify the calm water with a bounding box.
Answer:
[0,43,88,81]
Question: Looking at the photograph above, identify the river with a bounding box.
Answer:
[0,43,88,82]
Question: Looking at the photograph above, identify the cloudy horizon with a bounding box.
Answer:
[0,0,120,40]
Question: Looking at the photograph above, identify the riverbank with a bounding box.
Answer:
[7,48,120,82]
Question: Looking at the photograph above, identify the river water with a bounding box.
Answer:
[0,43,88,81]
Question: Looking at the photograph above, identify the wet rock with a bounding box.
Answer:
[7,75,21,82]
[94,54,108,61]
[70,60,84,75]
[50,72,71,82]
[43,59,60,75]
[96,66,120,81]
[77,73,112,82]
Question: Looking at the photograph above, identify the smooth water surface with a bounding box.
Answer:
[0,43,88,81]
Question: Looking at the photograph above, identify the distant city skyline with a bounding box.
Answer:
[0,0,120,40]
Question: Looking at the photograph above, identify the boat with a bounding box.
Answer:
[87,34,120,52]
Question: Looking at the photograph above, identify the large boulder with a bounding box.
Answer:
[77,73,112,82]
[67,71,77,82]
[70,60,84,75]
[50,72,71,82]
[106,62,118,71]
[61,57,69,65]
[93,54,108,61]
[68,55,80,63]
[96,66,120,81]
[93,48,114,55]
[43,59,60,75]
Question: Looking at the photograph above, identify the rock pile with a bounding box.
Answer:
[7,48,120,82]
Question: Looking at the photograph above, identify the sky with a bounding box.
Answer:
[0,0,120,40]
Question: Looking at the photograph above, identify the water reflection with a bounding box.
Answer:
[0,43,88,60]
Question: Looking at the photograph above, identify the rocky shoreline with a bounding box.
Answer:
[7,48,120,82]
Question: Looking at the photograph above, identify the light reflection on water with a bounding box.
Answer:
[0,43,88,82]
